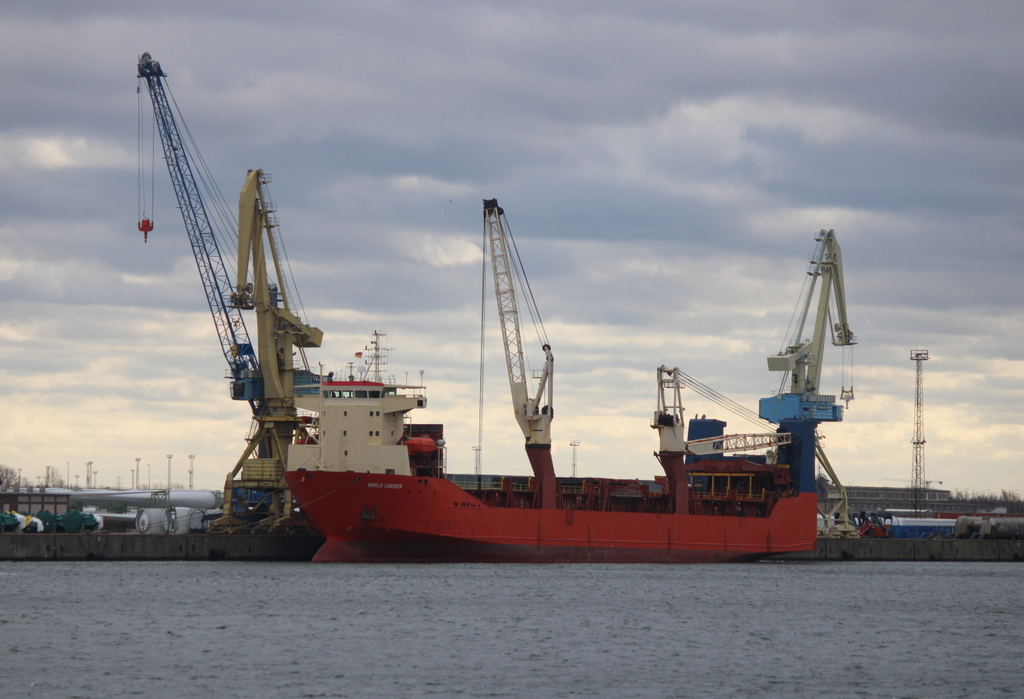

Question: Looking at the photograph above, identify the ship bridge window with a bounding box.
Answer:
[324,390,363,399]
[369,391,381,398]
[383,388,397,396]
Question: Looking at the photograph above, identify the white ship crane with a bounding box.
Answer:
[483,199,557,508]
[652,366,791,456]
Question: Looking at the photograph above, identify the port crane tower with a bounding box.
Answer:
[483,199,557,508]
[216,170,323,528]
[138,54,322,529]
[760,229,858,536]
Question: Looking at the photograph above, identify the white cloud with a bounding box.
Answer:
[389,175,474,198]
[0,134,133,171]
[390,230,481,268]
[657,95,883,156]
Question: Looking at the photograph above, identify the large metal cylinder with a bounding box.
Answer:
[134,507,209,534]
[135,508,171,534]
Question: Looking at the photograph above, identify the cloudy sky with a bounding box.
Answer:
[1,1,1021,494]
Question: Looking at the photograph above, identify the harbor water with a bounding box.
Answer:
[2,560,1020,698]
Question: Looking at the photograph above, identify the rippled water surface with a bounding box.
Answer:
[2,561,1021,698]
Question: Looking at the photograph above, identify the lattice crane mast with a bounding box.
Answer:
[483,199,556,508]
[137,52,261,409]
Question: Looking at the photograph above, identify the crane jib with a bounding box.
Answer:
[137,53,260,408]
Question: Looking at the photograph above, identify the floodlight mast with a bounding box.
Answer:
[910,349,930,513]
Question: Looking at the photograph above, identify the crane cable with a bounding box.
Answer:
[674,369,769,431]
[163,85,312,330]
[136,80,156,239]
[500,211,549,365]
[164,85,237,267]
[841,343,855,406]
[476,225,488,475]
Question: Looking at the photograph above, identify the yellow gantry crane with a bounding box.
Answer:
[215,170,323,531]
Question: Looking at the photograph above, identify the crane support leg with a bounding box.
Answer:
[815,444,859,537]
[656,452,689,515]
[525,444,557,509]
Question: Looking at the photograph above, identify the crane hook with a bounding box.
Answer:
[138,218,153,243]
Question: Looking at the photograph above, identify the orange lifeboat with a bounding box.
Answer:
[404,437,437,455]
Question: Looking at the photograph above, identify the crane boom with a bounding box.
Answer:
[760,229,855,423]
[137,52,260,405]
[483,199,556,508]
[483,199,553,445]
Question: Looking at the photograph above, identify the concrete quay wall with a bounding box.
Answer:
[3,533,1023,562]
[775,537,1024,562]
[0,533,322,561]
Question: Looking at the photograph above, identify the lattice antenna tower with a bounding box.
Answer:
[362,330,391,383]
[910,349,929,512]
[570,441,580,478]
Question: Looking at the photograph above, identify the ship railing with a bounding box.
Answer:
[692,490,770,502]
[447,475,533,491]
[448,477,500,491]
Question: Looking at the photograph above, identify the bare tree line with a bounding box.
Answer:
[0,463,66,489]
[949,488,1023,514]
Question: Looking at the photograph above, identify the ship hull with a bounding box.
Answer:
[285,470,818,563]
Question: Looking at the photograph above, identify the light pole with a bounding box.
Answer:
[166,454,173,491]
[188,454,195,490]
[85,461,94,489]
[135,458,141,489]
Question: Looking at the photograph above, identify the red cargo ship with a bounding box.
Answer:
[287,467,817,563]
[284,200,822,562]
[283,362,819,562]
